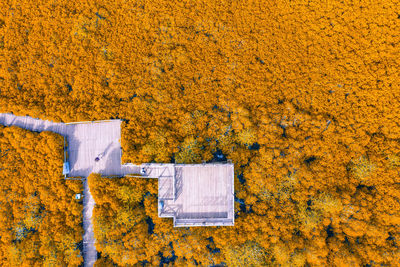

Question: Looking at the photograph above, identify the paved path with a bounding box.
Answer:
[0,113,140,266]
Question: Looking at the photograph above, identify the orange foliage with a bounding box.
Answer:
[0,0,400,265]
[0,126,83,266]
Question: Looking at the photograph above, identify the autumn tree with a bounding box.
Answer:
[0,0,399,265]
[0,126,83,266]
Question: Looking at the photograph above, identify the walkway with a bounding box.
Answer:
[0,113,140,176]
[82,178,97,267]
[0,113,140,267]
[0,113,235,260]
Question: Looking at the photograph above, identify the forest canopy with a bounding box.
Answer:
[0,0,400,265]
[0,126,83,266]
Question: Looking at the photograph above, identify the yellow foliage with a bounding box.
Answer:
[313,193,343,216]
[116,185,143,205]
[297,204,321,233]
[0,0,399,265]
[223,241,267,267]
[0,126,83,266]
[272,243,291,265]
[236,128,257,146]
[350,156,376,182]
[290,251,306,267]
[387,154,400,168]
[175,136,203,163]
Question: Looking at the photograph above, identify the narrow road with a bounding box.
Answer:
[0,113,140,266]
